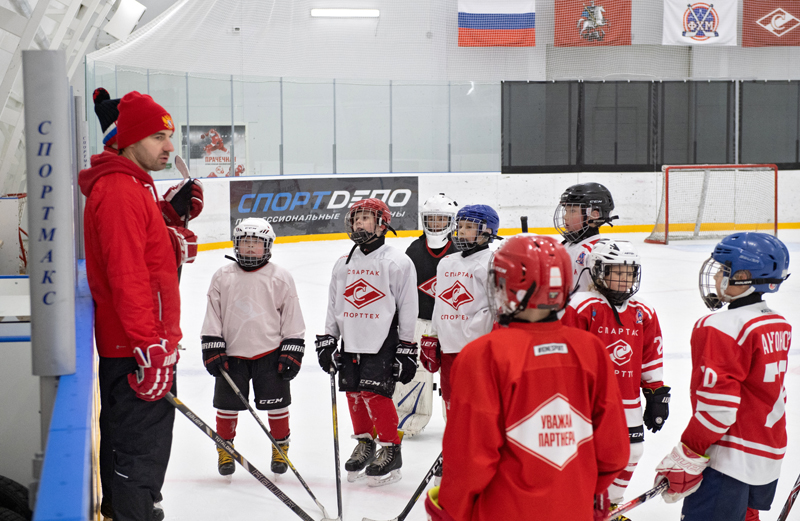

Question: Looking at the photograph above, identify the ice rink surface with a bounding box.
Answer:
[162,231,800,521]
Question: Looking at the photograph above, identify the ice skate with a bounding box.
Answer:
[271,437,290,475]
[152,502,165,521]
[101,501,165,520]
[365,442,402,487]
[217,441,235,477]
[345,434,376,482]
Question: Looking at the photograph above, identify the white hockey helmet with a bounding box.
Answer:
[233,218,276,270]
[586,238,641,305]
[420,193,457,247]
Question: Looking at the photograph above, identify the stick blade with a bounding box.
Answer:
[175,155,191,180]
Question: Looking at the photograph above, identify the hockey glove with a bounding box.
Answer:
[277,338,305,381]
[127,340,178,401]
[642,385,671,433]
[161,179,204,226]
[167,226,198,267]
[201,335,228,377]
[393,340,418,385]
[654,442,710,503]
[593,489,610,521]
[420,335,441,373]
[424,486,456,521]
[315,334,340,374]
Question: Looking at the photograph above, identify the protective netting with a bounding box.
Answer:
[645,165,777,244]
[87,0,800,82]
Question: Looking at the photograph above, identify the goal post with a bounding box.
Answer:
[645,164,778,245]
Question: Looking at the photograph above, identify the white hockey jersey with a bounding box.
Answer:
[201,262,306,358]
[432,248,493,354]
[565,234,603,294]
[325,243,418,354]
[681,299,791,486]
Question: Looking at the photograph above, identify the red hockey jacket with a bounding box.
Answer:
[78,152,182,358]
[439,320,629,521]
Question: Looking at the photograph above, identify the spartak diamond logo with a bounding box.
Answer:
[419,276,437,298]
[343,279,385,309]
[757,8,800,37]
[438,280,474,310]
[607,339,633,366]
[506,394,593,470]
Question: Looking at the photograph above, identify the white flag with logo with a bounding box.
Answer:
[663,0,738,46]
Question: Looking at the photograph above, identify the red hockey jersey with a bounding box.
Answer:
[438,320,629,521]
[562,291,664,429]
[681,299,791,486]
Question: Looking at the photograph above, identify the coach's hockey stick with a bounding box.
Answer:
[603,480,668,521]
[329,369,343,520]
[165,392,315,521]
[362,452,443,521]
[220,369,336,521]
[520,215,529,233]
[777,470,800,521]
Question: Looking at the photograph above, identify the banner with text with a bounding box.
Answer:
[229,177,419,237]
[181,124,247,178]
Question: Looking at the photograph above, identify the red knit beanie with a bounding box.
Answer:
[116,91,175,149]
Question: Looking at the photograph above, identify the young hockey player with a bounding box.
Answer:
[654,232,791,521]
[421,204,499,413]
[553,182,618,293]
[424,235,629,521]
[392,193,459,436]
[200,218,306,477]
[316,198,419,486]
[561,238,670,519]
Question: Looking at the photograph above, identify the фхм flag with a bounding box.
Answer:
[458,0,536,47]
[662,0,738,46]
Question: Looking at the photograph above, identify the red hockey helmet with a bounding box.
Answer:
[345,198,392,244]
[489,235,573,322]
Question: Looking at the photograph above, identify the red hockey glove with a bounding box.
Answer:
[642,385,671,433]
[277,338,305,381]
[127,340,178,401]
[167,226,198,266]
[162,179,204,225]
[315,334,340,374]
[420,335,440,373]
[593,488,610,521]
[425,486,455,521]
[393,340,418,384]
[655,442,709,503]
[201,335,228,377]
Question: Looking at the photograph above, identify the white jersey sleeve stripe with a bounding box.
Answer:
[641,359,663,369]
[720,435,787,455]
[695,411,730,434]
[622,398,641,406]
[576,297,603,314]
[736,317,790,346]
[696,390,741,404]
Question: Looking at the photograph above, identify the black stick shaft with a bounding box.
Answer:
[329,370,343,519]
[520,215,528,233]
[778,471,800,521]
[165,392,314,521]
[397,453,442,521]
[220,370,331,518]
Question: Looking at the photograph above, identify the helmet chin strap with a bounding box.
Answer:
[722,285,755,302]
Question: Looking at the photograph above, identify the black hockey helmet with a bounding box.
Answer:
[554,182,618,241]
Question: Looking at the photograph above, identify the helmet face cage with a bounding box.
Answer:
[553,203,593,242]
[233,219,275,269]
[591,262,642,306]
[346,206,384,245]
[422,212,454,237]
[452,216,488,251]
[699,257,731,310]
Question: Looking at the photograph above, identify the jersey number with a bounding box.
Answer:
[764,361,788,428]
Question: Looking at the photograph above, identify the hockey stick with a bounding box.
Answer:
[777,470,800,521]
[362,452,442,521]
[220,369,336,521]
[329,369,343,520]
[603,480,668,521]
[520,215,529,233]
[164,392,315,521]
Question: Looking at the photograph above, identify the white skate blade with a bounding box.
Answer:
[348,469,367,483]
[367,469,402,487]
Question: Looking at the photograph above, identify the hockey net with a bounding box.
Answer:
[645,165,778,245]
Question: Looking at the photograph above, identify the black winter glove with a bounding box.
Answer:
[201,335,228,377]
[315,334,340,374]
[643,385,671,432]
[393,340,419,385]
[277,338,305,380]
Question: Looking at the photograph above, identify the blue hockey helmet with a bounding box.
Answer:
[452,204,500,251]
[699,232,790,310]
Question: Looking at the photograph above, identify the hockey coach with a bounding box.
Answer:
[78,91,183,521]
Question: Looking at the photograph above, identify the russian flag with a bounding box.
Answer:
[458,0,536,47]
